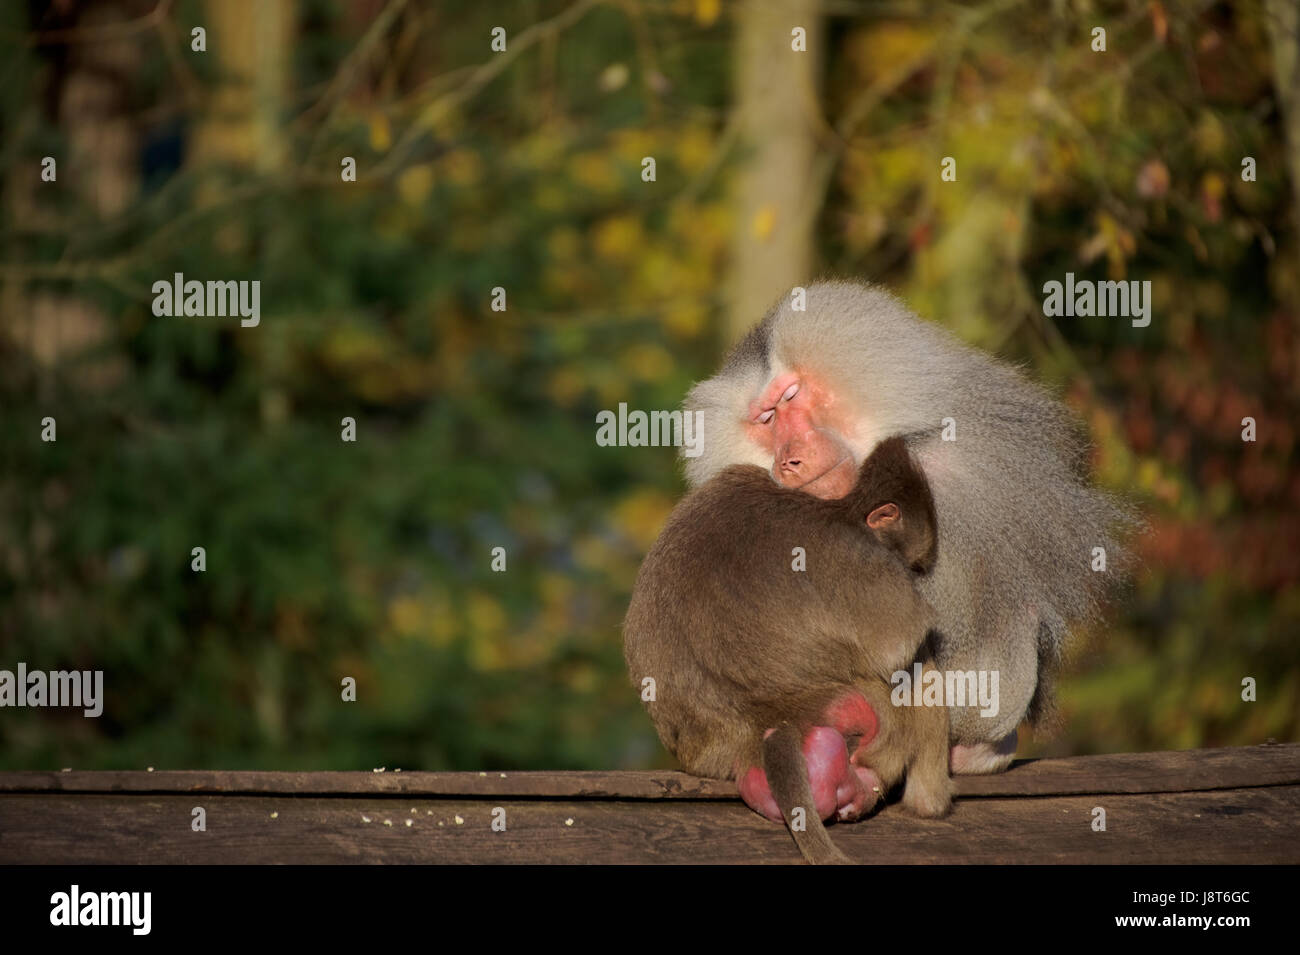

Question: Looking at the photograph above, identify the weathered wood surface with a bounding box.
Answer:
[0,743,1296,864]
[5,743,1297,798]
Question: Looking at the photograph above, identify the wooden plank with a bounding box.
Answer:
[0,786,1295,864]
[0,769,737,799]
[2,743,1295,799]
[954,742,1300,797]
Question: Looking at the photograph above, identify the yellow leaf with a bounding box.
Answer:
[695,0,720,27]
[613,130,658,165]
[676,126,714,174]
[468,638,505,672]
[397,164,434,205]
[540,572,575,608]
[324,326,388,365]
[664,301,707,338]
[1136,458,1161,491]
[466,592,509,671]
[388,596,423,636]
[568,663,598,692]
[569,152,619,193]
[752,204,776,240]
[369,113,392,152]
[467,589,506,634]
[428,591,456,647]
[614,489,676,550]
[845,24,933,84]
[592,216,645,262]
[1194,112,1226,159]
[573,533,614,572]
[618,343,674,382]
[547,227,582,261]
[439,148,482,187]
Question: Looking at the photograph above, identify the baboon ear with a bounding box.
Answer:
[866,499,936,574]
[866,502,900,528]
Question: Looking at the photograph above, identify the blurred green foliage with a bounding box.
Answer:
[0,0,1296,771]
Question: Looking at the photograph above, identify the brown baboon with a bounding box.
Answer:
[624,438,952,864]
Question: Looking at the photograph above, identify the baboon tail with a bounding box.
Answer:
[762,722,854,865]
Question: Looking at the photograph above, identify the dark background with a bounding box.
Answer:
[1,0,1297,771]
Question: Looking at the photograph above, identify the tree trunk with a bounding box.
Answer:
[727,0,821,341]
[193,0,295,172]
[1266,0,1300,263]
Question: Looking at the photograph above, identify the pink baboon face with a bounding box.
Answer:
[743,369,859,499]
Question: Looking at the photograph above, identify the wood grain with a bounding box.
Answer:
[1,744,1295,864]
[2,743,1295,798]
[0,786,1295,864]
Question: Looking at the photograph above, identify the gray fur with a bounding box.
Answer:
[682,281,1137,743]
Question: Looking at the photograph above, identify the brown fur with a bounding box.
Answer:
[624,438,953,864]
